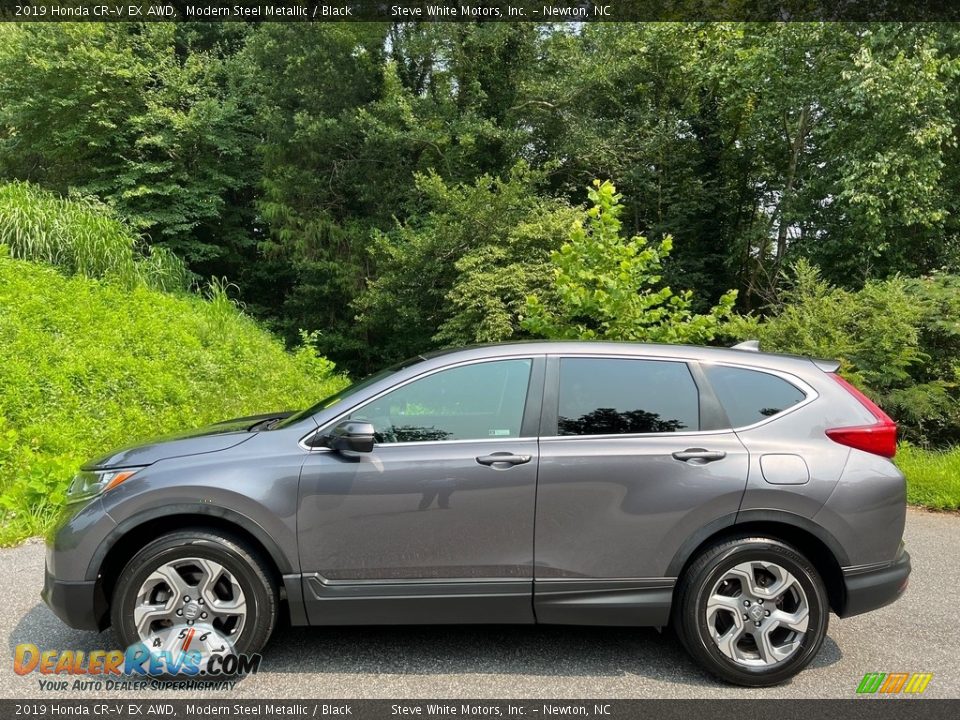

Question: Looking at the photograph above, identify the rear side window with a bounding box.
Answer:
[557,358,699,436]
[704,365,806,428]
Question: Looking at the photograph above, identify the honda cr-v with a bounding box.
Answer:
[43,341,910,686]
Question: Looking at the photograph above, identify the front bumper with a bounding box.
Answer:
[838,545,911,618]
[42,495,116,632]
[41,566,108,631]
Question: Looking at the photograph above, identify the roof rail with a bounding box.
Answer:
[731,339,760,352]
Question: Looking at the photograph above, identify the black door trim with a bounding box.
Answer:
[300,574,535,625]
[294,574,678,628]
[533,577,676,626]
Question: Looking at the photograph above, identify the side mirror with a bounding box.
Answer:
[326,420,376,453]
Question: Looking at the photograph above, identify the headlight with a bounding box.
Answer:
[66,468,139,503]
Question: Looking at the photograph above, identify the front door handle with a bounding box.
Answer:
[672,448,727,463]
[476,452,532,467]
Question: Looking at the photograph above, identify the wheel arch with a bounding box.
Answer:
[667,510,848,614]
[90,505,292,610]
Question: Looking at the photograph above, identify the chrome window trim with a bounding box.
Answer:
[298,354,540,451]
[299,435,536,452]
[299,352,819,449]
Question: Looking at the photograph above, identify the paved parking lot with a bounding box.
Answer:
[1,508,957,698]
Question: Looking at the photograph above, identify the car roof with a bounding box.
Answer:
[419,341,824,375]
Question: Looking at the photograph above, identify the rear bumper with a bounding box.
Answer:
[41,566,108,631]
[838,545,911,618]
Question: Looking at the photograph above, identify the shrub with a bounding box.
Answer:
[523,180,738,343]
[730,260,960,446]
[0,181,191,291]
[0,256,348,544]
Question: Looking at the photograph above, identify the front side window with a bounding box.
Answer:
[557,358,699,436]
[347,359,532,444]
[276,355,426,428]
[704,365,807,427]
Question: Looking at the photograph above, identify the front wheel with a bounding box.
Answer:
[110,529,278,656]
[674,537,829,687]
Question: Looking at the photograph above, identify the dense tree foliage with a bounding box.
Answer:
[0,24,257,274]
[357,163,578,363]
[523,180,737,343]
[2,22,960,376]
[729,261,960,447]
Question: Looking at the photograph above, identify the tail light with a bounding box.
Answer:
[825,374,897,458]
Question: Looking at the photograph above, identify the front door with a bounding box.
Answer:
[298,356,543,625]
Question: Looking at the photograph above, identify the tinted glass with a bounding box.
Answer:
[348,359,532,443]
[557,358,699,436]
[704,365,806,427]
[276,355,426,428]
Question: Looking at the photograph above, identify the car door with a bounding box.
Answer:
[298,355,544,625]
[533,354,749,626]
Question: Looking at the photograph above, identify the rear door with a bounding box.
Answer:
[533,354,749,625]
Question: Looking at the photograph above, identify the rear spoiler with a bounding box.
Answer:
[730,339,840,373]
[812,357,841,373]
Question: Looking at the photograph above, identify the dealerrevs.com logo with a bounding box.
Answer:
[13,625,261,691]
[857,672,933,695]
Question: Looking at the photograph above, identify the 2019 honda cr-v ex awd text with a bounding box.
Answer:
[43,341,910,686]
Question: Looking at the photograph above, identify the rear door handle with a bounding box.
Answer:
[476,452,532,467]
[671,448,727,463]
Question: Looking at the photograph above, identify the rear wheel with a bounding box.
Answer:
[110,529,278,655]
[674,536,829,686]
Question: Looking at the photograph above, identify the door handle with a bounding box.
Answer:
[672,448,727,463]
[476,452,532,467]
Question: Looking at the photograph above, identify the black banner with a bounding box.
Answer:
[0,700,958,720]
[4,0,960,23]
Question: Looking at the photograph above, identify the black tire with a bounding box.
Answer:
[673,536,829,687]
[110,528,278,655]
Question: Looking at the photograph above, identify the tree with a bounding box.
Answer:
[234,24,390,368]
[0,24,258,273]
[524,24,960,307]
[523,180,737,343]
[728,260,960,446]
[239,23,544,370]
[356,163,577,365]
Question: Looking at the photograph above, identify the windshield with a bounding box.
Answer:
[274,355,427,428]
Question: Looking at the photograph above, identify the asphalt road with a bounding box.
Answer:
[1,507,957,699]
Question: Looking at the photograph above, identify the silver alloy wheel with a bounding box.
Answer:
[133,557,247,643]
[705,560,809,667]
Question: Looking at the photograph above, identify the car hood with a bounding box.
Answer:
[82,411,295,470]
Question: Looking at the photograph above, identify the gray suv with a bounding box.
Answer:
[43,341,910,686]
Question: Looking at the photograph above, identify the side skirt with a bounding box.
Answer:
[534,578,676,626]
[295,574,535,625]
[285,575,677,628]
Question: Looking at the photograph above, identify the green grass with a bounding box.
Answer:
[0,256,348,545]
[896,444,960,511]
[0,181,190,291]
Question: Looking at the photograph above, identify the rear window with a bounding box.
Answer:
[557,358,699,436]
[704,365,806,428]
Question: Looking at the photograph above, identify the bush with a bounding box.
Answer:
[523,180,738,343]
[0,256,348,545]
[729,260,960,447]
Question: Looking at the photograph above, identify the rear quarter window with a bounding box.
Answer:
[704,365,807,428]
